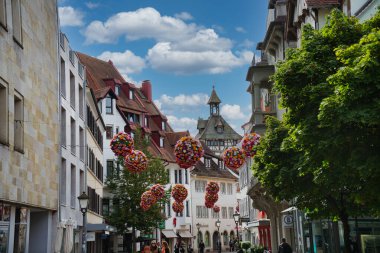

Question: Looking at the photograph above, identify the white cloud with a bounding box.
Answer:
[97,50,146,76]
[174,12,193,21]
[167,115,197,136]
[85,2,99,9]
[147,43,253,74]
[58,6,84,27]
[157,93,209,107]
[235,27,246,33]
[239,39,254,49]
[221,104,246,120]
[154,100,162,110]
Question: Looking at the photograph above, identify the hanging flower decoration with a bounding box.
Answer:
[151,184,165,200]
[172,201,184,213]
[205,200,214,208]
[205,193,219,204]
[174,136,204,169]
[110,132,134,157]
[124,150,148,173]
[206,182,219,195]
[140,191,157,211]
[222,146,246,170]
[242,133,261,157]
[213,205,221,213]
[171,184,188,202]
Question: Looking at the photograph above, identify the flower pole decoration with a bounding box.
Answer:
[151,184,165,200]
[110,132,134,157]
[205,201,214,208]
[206,182,219,195]
[205,193,219,204]
[124,150,148,173]
[171,184,188,202]
[213,205,221,213]
[242,133,261,157]
[222,146,246,170]
[174,136,204,169]
[172,201,184,213]
[140,191,157,211]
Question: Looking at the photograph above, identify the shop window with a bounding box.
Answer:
[0,202,11,252]
[14,208,28,253]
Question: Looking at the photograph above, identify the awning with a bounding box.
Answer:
[162,230,178,238]
[178,230,193,238]
[87,223,116,232]
[281,206,297,213]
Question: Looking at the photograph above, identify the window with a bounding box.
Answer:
[167,200,171,217]
[98,101,102,113]
[70,72,75,109]
[175,170,182,184]
[60,58,66,97]
[162,121,165,130]
[228,207,234,219]
[205,231,210,247]
[14,91,23,152]
[212,209,220,219]
[144,116,148,127]
[106,125,113,139]
[186,201,190,217]
[69,49,75,65]
[106,97,113,114]
[196,206,209,218]
[185,170,188,184]
[60,158,66,205]
[80,170,85,193]
[176,211,183,217]
[220,183,226,194]
[115,126,119,135]
[129,90,133,99]
[71,164,76,208]
[79,85,84,118]
[205,158,211,168]
[78,63,84,78]
[0,0,6,28]
[115,85,120,95]
[107,160,114,178]
[227,183,233,195]
[160,137,164,147]
[222,207,227,219]
[197,231,203,245]
[195,180,206,192]
[14,207,28,253]
[0,80,8,144]
[0,202,10,251]
[61,108,66,147]
[11,0,22,45]
[79,127,84,161]
[70,118,76,154]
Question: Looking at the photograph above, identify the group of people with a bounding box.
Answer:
[143,240,170,253]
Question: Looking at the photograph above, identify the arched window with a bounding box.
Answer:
[205,231,210,247]
[230,231,235,240]
[223,231,228,245]
[197,231,203,245]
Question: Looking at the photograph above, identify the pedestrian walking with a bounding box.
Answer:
[175,241,181,253]
[229,239,234,252]
[278,238,292,253]
[162,241,170,253]
[198,240,205,253]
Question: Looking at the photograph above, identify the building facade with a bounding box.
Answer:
[0,0,59,252]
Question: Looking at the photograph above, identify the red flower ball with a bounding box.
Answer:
[110,132,134,157]
[140,191,157,211]
[242,133,261,157]
[222,147,246,170]
[174,136,204,169]
[205,200,214,208]
[213,205,220,213]
[205,193,219,203]
[171,184,188,202]
[151,184,165,200]
[206,182,219,195]
[124,150,148,173]
[172,201,184,213]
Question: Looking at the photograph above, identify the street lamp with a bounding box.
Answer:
[215,219,221,253]
[78,192,89,253]
[233,213,240,249]
[196,223,201,252]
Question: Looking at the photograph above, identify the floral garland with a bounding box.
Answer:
[206,181,219,195]
[124,150,148,173]
[140,191,157,211]
[205,193,219,204]
[171,184,188,202]
[213,205,220,213]
[174,136,204,169]
[205,200,214,208]
[110,132,134,157]
[151,184,165,200]
[222,146,246,170]
[172,201,184,213]
[242,133,261,157]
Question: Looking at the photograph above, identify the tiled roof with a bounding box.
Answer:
[191,158,237,180]
[207,88,222,104]
[166,132,190,147]
[93,87,117,100]
[196,115,242,140]
[305,0,340,7]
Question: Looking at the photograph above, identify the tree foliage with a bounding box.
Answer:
[253,9,380,253]
[106,128,169,235]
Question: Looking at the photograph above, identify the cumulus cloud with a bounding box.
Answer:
[174,12,193,21]
[97,50,146,76]
[85,2,99,9]
[167,115,197,136]
[221,104,246,120]
[239,39,254,49]
[235,27,246,33]
[59,6,84,27]
[157,93,209,107]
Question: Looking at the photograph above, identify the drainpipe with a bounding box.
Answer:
[347,0,351,17]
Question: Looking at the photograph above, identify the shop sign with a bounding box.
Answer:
[282,215,294,228]
[87,232,96,242]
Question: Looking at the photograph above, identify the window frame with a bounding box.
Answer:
[0,78,8,145]
[13,90,24,152]
[0,0,7,30]
[105,97,113,114]
[106,125,113,139]
[11,0,23,46]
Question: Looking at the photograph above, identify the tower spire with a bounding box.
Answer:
[207,86,221,116]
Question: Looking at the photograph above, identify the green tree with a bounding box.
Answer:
[253,9,380,253]
[106,128,169,252]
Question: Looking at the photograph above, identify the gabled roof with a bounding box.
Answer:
[207,87,221,104]
[305,0,340,7]
[93,87,117,100]
[197,115,242,140]
[191,157,237,180]
[197,119,208,130]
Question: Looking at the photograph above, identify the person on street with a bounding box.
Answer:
[278,238,292,253]
[151,240,158,253]
[198,240,205,253]
[162,241,170,253]
[229,239,234,252]
[174,241,181,253]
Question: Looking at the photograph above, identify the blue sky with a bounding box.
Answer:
[58,0,268,136]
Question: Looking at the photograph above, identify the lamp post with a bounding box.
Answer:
[216,219,221,253]
[196,223,201,252]
[78,192,89,253]
[233,213,240,249]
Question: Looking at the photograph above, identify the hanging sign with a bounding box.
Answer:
[282,215,294,228]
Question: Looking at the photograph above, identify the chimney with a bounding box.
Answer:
[142,80,152,101]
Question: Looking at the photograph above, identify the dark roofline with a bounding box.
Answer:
[88,87,106,129]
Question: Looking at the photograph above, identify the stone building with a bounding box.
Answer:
[0,0,59,252]
[196,87,242,156]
